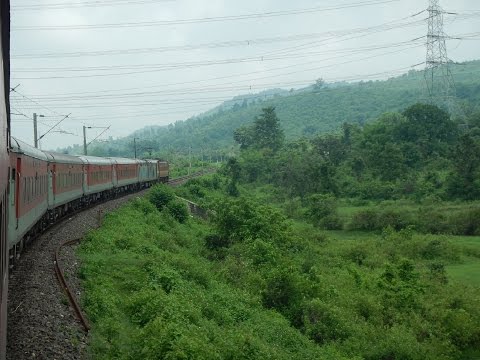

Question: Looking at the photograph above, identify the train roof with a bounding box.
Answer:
[77,155,114,166]
[43,151,84,165]
[107,157,140,165]
[10,137,48,161]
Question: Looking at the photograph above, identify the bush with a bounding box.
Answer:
[450,208,480,235]
[149,184,175,211]
[306,194,343,229]
[307,194,337,219]
[376,209,411,231]
[349,209,379,231]
[319,214,343,230]
[204,234,231,250]
[167,200,189,223]
[302,299,351,345]
[417,208,453,234]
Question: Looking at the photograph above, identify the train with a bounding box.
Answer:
[1,0,10,358]
[0,3,171,358]
[7,138,169,260]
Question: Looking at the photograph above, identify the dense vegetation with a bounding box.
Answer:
[78,186,345,359]
[228,103,480,203]
[62,61,480,159]
[78,80,480,359]
[79,178,480,359]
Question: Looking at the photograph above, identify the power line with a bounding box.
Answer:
[11,57,423,104]
[10,63,428,110]
[10,87,71,117]
[12,42,424,80]
[13,39,424,74]
[12,0,399,31]
[12,0,174,11]
[11,18,423,59]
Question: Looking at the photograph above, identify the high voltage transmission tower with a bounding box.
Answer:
[424,0,457,114]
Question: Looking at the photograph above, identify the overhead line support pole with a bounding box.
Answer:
[33,113,38,148]
[83,126,87,155]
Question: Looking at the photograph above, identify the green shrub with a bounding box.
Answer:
[262,269,302,314]
[349,209,379,231]
[417,208,453,234]
[204,233,231,250]
[319,214,343,230]
[167,200,189,223]
[307,194,337,219]
[377,209,411,230]
[302,299,351,345]
[149,184,175,211]
[450,208,480,235]
[131,197,158,215]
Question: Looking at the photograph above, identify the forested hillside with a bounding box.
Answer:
[63,60,480,158]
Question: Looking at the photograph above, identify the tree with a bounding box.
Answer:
[233,126,255,150]
[401,103,458,157]
[314,78,325,91]
[446,134,480,199]
[252,107,285,151]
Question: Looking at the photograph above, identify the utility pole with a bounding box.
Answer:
[83,125,111,156]
[83,125,87,155]
[134,138,137,159]
[33,113,38,148]
[424,0,456,113]
[33,113,44,148]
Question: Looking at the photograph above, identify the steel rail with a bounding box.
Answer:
[54,238,90,332]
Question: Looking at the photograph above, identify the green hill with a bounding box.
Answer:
[63,60,480,158]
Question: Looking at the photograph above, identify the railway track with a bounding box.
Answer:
[7,171,214,359]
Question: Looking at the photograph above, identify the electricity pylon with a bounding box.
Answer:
[424,0,457,114]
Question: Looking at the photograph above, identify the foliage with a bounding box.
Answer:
[166,200,189,223]
[306,194,343,230]
[79,177,480,359]
[149,184,176,211]
[78,197,343,360]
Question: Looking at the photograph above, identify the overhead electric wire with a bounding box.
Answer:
[12,40,424,80]
[11,16,423,59]
[12,0,399,31]
[11,64,426,110]
[12,0,174,11]
[10,88,71,117]
[11,55,422,104]
[13,39,424,74]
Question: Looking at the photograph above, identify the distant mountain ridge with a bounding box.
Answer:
[60,60,480,158]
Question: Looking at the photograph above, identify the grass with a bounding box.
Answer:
[447,262,480,286]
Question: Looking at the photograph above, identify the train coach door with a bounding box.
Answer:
[13,158,20,225]
[112,164,117,187]
[48,165,54,203]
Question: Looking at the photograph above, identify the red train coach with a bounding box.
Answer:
[111,158,139,190]
[8,139,49,253]
[0,0,9,358]
[44,152,84,218]
[78,156,114,201]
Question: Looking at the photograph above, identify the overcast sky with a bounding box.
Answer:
[8,0,480,150]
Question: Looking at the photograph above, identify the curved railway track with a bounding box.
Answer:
[7,171,213,359]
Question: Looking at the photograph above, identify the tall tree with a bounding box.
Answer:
[252,107,285,151]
